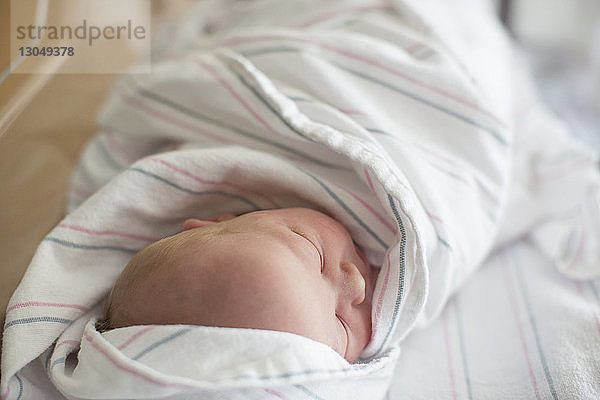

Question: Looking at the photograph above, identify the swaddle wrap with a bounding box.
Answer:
[2,1,599,399]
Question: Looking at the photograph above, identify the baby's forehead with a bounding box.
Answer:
[162,208,351,261]
[248,208,347,230]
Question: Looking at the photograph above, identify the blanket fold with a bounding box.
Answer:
[2,1,598,399]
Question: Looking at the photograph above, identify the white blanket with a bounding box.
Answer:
[2,1,599,399]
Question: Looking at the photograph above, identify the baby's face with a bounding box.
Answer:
[109,208,378,362]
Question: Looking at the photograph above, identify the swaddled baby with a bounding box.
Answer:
[99,207,378,363]
[12,1,597,398]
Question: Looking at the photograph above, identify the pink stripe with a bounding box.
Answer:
[218,34,506,127]
[334,183,396,234]
[338,108,367,116]
[152,158,280,208]
[538,157,593,182]
[371,252,392,341]
[104,131,136,164]
[474,179,499,206]
[365,167,423,231]
[574,282,600,337]
[417,17,427,33]
[406,42,426,55]
[84,332,182,389]
[295,4,394,28]
[503,257,542,400]
[425,211,445,226]
[275,81,369,117]
[364,157,451,232]
[197,59,280,135]
[118,326,156,350]
[70,183,92,199]
[409,139,499,205]
[58,224,160,242]
[442,311,458,400]
[119,87,233,145]
[7,301,89,313]
[264,388,289,399]
[1,386,9,400]
[55,339,81,350]
[363,168,377,193]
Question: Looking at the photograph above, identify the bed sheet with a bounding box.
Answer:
[388,240,600,399]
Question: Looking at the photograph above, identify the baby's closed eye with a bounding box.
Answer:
[290,228,324,273]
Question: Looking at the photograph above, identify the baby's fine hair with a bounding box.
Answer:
[95,224,222,332]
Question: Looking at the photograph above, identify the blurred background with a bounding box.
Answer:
[0,0,598,322]
[502,0,600,149]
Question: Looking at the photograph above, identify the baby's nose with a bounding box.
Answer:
[339,261,366,306]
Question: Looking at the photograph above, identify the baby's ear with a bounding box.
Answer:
[182,218,215,231]
[182,214,236,231]
[211,213,236,222]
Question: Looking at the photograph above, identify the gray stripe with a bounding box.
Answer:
[300,168,387,249]
[588,281,600,305]
[16,374,23,400]
[287,95,312,102]
[428,161,469,184]
[51,356,67,369]
[294,385,326,400]
[129,167,260,209]
[4,316,73,329]
[128,79,343,170]
[224,62,315,142]
[365,127,393,136]
[45,342,56,371]
[132,328,193,360]
[44,237,139,254]
[513,251,559,400]
[331,62,507,146]
[95,137,125,171]
[283,90,496,224]
[242,46,507,146]
[365,195,406,359]
[454,296,474,400]
[437,235,452,252]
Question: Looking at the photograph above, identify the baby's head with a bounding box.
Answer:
[102,207,378,362]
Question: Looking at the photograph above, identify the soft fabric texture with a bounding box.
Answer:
[2,0,599,399]
[390,240,600,400]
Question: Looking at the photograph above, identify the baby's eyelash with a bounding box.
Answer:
[290,228,323,273]
[313,240,324,273]
[305,236,324,273]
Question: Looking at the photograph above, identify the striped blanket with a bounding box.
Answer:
[2,0,599,399]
